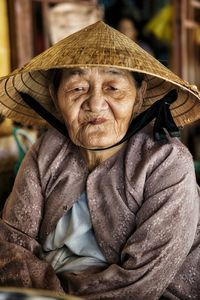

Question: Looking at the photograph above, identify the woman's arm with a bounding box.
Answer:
[0,136,63,292]
[61,142,199,299]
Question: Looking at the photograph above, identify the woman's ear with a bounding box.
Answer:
[49,82,57,103]
[48,83,63,120]
[133,80,147,116]
[48,83,60,111]
[139,80,147,98]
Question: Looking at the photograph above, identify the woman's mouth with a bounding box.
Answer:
[88,118,107,125]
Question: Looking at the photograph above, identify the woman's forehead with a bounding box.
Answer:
[61,66,131,78]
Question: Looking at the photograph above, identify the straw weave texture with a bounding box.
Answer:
[0,21,199,127]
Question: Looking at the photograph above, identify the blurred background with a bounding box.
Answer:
[0,0,200,206]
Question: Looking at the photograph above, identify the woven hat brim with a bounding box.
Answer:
[0,21,200,127]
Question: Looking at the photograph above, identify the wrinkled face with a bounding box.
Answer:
[56,67,139,149]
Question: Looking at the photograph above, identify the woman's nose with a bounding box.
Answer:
[82,89,108,112]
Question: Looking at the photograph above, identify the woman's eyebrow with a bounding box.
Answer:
[102,68,126,76]
[67,68,86,76]
[65,68,127,78]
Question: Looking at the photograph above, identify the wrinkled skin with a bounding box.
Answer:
[54,67,146,169]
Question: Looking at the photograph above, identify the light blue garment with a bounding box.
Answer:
[43,193,107,273]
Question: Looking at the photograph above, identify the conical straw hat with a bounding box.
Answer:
[0,20,200,128]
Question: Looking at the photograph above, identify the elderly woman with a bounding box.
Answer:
[0,21,200,300]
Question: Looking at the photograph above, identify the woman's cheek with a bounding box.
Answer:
[113,105,133,121]
[66,120,80,142]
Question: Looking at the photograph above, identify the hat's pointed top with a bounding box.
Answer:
[83,20,107,28]
[10,19,152,75]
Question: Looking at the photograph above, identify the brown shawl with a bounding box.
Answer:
[0,125,200,300]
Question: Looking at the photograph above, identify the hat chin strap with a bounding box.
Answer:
[20,89,180,151]
[20,92,67,135]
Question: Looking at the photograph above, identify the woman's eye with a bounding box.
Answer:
[107,86,118,91]
[73,87,85,92]
[65,86,86,94]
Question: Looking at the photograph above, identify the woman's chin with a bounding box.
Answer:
[71,132,124,150]
[79,138,118,150]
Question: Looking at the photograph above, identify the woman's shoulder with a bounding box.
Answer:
[40,127,69,144]
[130,124,191,153]
[30,128,75,165]
[126,125,194,171]
[125,126,196,199]
[35,128,70,152]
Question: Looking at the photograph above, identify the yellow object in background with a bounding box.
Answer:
[145,4,173,44]
[0,0,10,76]
[0,118,13,137]
[194,26,200,45]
